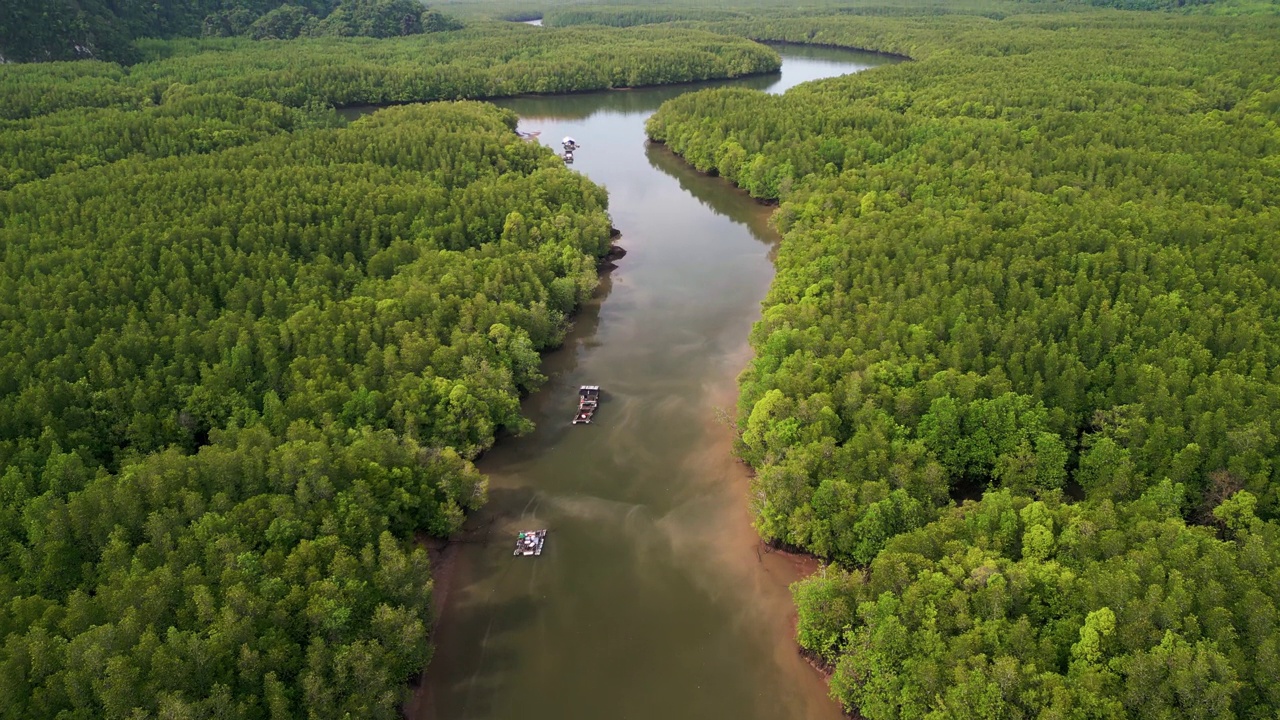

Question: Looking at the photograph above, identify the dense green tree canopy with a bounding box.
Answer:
[0,96,611,716]
[647,9,1279,716]
[5,0,1280,715]
[0,24,780,120]
[649,11,1280,540]
[0,18,788,714]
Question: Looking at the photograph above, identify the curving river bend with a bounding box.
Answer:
[409,46,898,720]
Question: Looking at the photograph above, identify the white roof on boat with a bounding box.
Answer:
[580,385,599,390]
[563,136,576,144]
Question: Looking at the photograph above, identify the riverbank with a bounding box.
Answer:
[410,46,895,720]
[401,236,627,718]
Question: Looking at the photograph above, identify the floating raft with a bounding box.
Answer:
[514,529,547,556]
[572,385,600,424]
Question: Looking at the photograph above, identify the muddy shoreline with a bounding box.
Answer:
[402,47,893,719]
[400,235,628,719]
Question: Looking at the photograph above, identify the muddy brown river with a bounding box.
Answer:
[407,46,898,720]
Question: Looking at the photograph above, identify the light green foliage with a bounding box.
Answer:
[543,6,752,27]
[0,61,144,121]
[1071,606,1115,664]
[126,25,778,108]
[796,490,1280,717]
[1214,489,1261,534]
[0,423,466,718]
[793,567,864,662]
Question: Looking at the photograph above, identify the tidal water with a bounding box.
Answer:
[407,46,899,720]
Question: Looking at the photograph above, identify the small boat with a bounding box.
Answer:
[514,529,547,556]
[572,385,600,424]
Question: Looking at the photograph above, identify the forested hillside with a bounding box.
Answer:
[0,24,779,120]
[647,11,1280,717]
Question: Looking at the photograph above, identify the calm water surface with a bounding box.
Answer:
[410,47,898,720]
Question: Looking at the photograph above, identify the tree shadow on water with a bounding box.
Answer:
[643,142,780,247]
[417,592,548,720]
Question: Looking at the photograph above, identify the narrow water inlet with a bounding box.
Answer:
[406,47,900,720]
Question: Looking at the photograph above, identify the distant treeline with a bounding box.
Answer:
[0,0,463,64]
[527,0,1269,24]
[648,11,1280,718]
[543,6,752,27]
[0,24,779,120]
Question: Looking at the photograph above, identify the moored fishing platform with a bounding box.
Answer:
[572,385,600,424]
[514,529,547,556]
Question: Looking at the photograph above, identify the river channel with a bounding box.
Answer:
[409,46,898,720]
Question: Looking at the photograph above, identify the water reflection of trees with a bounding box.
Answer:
[543,270,612,379]
[494,72,778,121]
[644,142,779,248]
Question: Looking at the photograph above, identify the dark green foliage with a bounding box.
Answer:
[0,0,440,62]
[0,0,142,63]
[313,0,427,37]
[248,4,320,39]
[916,392,1069,494]
[422,8,465,32]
